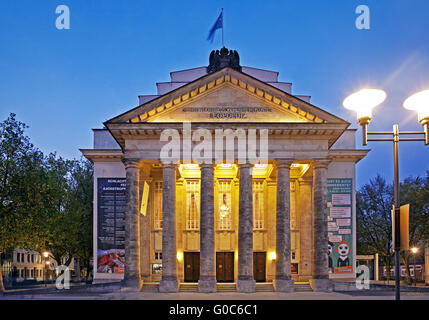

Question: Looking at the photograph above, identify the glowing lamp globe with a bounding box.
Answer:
[403,90,429,125]
[343,89,386,125]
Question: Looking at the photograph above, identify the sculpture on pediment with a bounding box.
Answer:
[207,47,242,73]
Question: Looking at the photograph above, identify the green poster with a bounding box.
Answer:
[327,178,353,274]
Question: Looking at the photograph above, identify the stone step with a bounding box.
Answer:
[141,283,159,292]
[255,283,274,292]
[217,283,237,292]
[294,282,313,292]
[179,283,199,293]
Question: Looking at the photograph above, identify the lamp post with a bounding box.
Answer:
[343,88,429,301]
[42,252,49,287]
[411,247,418,286]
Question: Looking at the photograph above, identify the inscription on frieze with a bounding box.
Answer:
[182,105,272,119]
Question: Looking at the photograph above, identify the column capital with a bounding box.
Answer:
[162,163,176,170]
[238,162,253,168]
[200,163,215,170]
[312,159,331,169]
[122,158,140,168]
[275,159,294,168]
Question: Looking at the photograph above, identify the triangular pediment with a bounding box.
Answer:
[106,68,349,125]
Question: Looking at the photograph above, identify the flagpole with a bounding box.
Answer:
[222,8,224,47]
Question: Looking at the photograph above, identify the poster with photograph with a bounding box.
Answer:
[327,178,354,274]
[97,178,126,274]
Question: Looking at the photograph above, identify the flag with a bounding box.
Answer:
[207,10,223,43]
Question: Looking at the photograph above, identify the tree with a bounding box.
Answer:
[0,113,46,292]
[399,173,429,284]
[34,156,93,279]
[67,159,93,280]
[357,175,394,281]
[0,114,94,291]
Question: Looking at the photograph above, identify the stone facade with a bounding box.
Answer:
[81,54,368,292]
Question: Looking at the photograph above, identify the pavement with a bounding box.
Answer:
[1,280,429,300]
[2,288,429,300]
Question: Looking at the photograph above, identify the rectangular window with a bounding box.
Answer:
[253,181,265,230]
[153,181,163,229]
[186,180,200,230]
[21,254,24,263]
[218,180,232,230]
[16,253,20,263]
[154,252,162,261]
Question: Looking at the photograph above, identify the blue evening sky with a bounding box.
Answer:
[1,0,428,189]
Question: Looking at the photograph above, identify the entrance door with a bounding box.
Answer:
[184,252,200,282]
[253,252,266,282]
[216,252,234,282]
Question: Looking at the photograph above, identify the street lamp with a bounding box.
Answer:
[411,247,418,286]
[343,88,429,300]
[43,252,49,287]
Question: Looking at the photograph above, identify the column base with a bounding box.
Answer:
[237,280,256,293]
[274,279,295,292]
[159,280,179,293]
[121,278,141,292]
[309,278,333,292]
[198,280,217,293]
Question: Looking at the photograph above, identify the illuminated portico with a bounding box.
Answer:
[81,49,368,293]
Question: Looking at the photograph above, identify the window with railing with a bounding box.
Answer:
[253,181,265,230]
[153,181,163,230]
[218,180,232,230]
[186,180,200,230]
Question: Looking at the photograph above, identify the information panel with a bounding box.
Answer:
[327,178,353,274]
[97,178,126,274]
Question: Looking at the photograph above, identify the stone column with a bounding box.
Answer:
[159,163,179,292]
[310,159,332,292]
[139,178,152,282]
[298,177,313,281]
[237,163,256,293]
[123,159,141,289]
[198,164,216,293]
[274,160,294,292]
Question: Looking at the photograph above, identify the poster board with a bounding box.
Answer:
[97,178,126,274]
[327,178,354,274]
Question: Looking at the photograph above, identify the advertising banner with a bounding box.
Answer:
[327,178,354,274]
[97,178,126,274]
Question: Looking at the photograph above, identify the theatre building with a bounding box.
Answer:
[81,48,368,293]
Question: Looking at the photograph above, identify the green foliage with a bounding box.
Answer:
[0,113,93,274]
[399,173,429,283]
[356,175,394,278]
[357,173,429,282]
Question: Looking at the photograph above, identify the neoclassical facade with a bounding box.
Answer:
[81,48,368,292]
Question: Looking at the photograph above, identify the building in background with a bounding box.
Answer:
[0,248,79,287]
